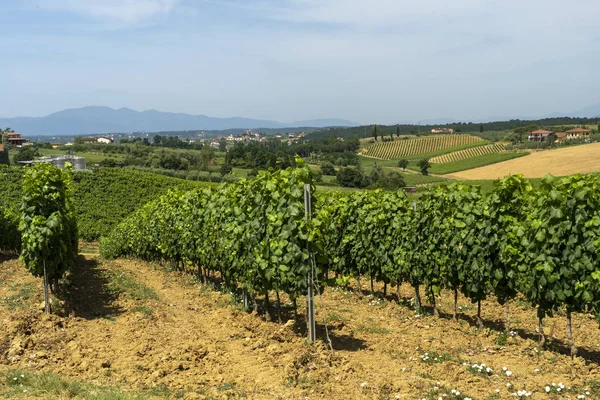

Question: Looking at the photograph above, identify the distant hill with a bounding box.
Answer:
[0,106,357,136]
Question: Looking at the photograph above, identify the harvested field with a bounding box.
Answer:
[448,143,600,180]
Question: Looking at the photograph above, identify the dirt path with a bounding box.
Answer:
[2,256,600,399]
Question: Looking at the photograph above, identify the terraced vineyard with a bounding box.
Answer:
[362,135,484,160]
[430,143,506,164]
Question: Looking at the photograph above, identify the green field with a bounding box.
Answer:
[38,148,125,164]
[427,152,529,175]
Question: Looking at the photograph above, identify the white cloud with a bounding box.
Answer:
[36,0,178,23]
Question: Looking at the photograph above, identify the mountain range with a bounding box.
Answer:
[0,106,357,136]
[1,103,599,136]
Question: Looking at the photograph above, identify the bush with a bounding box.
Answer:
[321,162,336,176]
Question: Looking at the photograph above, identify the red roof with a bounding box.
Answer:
[530,129,553,134]
[555,132,567,138]
[6,132,20,137]
[566,128,591,133]
[8,137,27,141]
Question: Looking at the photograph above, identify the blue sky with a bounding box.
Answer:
[1,0,599,124]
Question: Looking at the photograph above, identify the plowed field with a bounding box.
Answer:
[1,255,599,399]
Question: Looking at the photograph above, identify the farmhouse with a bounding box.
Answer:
[97,137,114,144]
[528,129,553,141]
[565,127,591,140]
[554,132,567,142]
[5,132,29,147]
[431,128,454,134]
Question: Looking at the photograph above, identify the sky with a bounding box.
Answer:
[1,0,599,124]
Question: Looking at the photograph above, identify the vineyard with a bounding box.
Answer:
[361,135,485,160]
[3,163,600,398]
[430,143,506,164]
[98,165,600,361]
[0,166,206,243]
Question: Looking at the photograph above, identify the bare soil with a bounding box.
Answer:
[1,255,600,399]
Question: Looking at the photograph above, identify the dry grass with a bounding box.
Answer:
[448,142,600,180]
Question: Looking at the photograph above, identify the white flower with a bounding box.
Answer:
[505,370,513,377]
[545,386,550,392]
[496,389,501,393]
[503,367,508,371]
[360,382,367,388]
[557,388,561,392]
[507,383,512,387]
[20,375,24,378]
[534,368,540,372]
[586,392,590,395]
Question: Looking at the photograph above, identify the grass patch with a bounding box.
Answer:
[131,305,155,317]
[428,152,529,175]
[1,282,37,311]
[106,271,159,302]
[355,324,391,335]
[38,148,125,164]
[0,369,170,399]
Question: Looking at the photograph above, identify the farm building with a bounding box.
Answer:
[431,128,454,134]
[565,127,591,140]
[528,129,553,141]
[97,137,114,144]
[5,132,29,147]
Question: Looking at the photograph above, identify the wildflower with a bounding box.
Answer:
[506,370,513,377]
[545,386,550,392]
[360,382,367,388]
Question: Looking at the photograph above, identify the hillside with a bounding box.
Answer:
[449,143,600,179]
[361,135,485,160]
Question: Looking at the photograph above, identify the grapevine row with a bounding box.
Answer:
[430,143,506,164]
[362,135,484,160]
[99,168,600,356]
[100,161,317,319]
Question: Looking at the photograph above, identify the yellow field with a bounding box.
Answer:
[448,142,600,179]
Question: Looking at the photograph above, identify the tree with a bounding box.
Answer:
[397,159,409,171]
[372,125,378,141]
[321,161,336,176]
[19,163,78,314]
[0,148,8,165]
[479,124,484,133]
[220,162,232,177]
[74,136,83,145]
[336,167,368,188]
[219,139,228,152]
[13,147,39,163]
[1,133,7,147]
[396,126,400,138]
[418,158,431,176]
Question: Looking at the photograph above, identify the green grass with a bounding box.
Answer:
[38,148,125,164]
[427,151,529,175]
[0,369,179,399]
[105,270,159,302]
[0,283,36,311]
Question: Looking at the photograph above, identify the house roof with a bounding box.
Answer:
[555,132,567,138]
[566,128,591,133]
[6,132,20,137]
[8,137,27,141]
[530,129,553,134]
